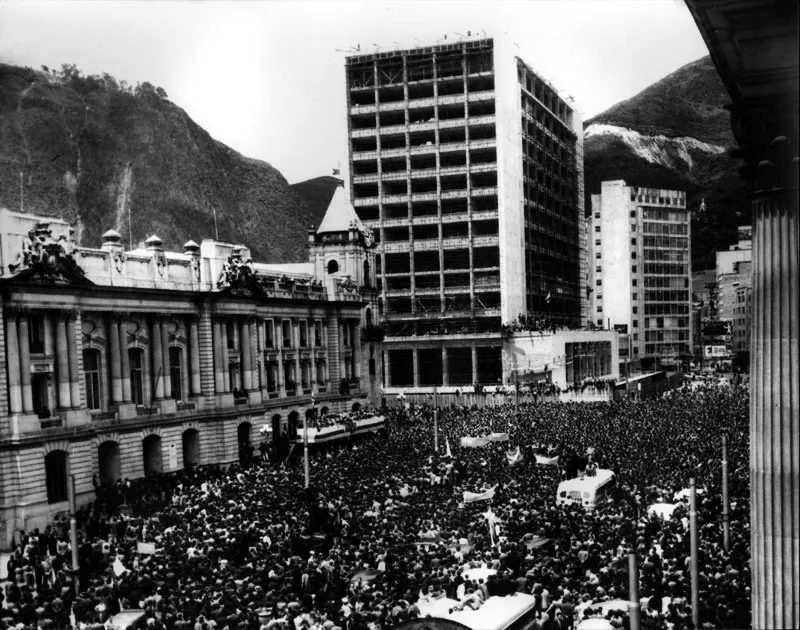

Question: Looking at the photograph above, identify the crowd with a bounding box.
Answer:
[1,384,750,630]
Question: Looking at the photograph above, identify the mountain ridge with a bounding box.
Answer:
[583,55,747,271]
[0,63,325,262]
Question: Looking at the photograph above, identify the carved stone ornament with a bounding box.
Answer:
[7,222,91,285]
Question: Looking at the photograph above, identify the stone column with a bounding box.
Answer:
[55,316,71,409]
[66,315,80,408]
[5,314,22,414]
[161,319,172,399]
[241,319,253,391]
[151,318,164,399]
[471,346,479,386]
[750,187,799,629]
[412,348,419,388]
[352,320,362,379]
[442,347,450,386]
[221,321,230,392]
[119,321,131,402]
[189,319,201,395]
[213,320,224,393]
[18,315,33,413]
[109,317,123,403]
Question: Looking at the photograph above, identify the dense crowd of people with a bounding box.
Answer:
[1,384,750,630]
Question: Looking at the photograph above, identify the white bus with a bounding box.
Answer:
[556,469,615,511]
[417,593,539,630]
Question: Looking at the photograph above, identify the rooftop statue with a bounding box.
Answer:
[7,222,87,284]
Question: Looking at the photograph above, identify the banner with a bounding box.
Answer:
[136,542,157,555]
[463,485,496,504]
[534,454,559,466]
[489,432,510,442]
[506,446,523,466]
[445,438,452,458]
[460,436,490,448]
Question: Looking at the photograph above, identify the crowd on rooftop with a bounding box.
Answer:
[1,384,750,630]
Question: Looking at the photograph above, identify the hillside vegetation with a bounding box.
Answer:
[0,63,321,262]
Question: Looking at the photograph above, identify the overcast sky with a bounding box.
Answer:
[0,0,710,184]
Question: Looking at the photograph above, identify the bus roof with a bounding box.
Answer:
[557,469,615,493]
[419,594,537,630]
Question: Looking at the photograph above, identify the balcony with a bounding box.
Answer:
[354,196,380,207]
[352,128,377,138]
[472,186,498,197]
[467,90,494,102]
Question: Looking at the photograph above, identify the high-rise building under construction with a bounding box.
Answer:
[345,37,585,388]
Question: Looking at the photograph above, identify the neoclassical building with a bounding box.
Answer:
[0,189,380,548]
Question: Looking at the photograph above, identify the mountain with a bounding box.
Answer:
[584,56,749,270]
[0,63,319,263]
[291,175,344,224]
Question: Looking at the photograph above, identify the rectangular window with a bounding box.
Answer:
[265,320,275,349]
[632,279,637,287]
[631,238,637,245]
[631,266,637,273]
[632,293,638,300]
[282,320,292,348]
[633,320,639,328]
[83,349,101,410]
[594,225,600,232]
[632,306,638,314]
[314,321,323,347]
[595,239,601,246]
[299,321,309,348]
[226,321,236,350]
[129,349,144,405]
[29,314,45,354]
[595,252,601,259]
[169,347,183,401]
[596,279,602,286]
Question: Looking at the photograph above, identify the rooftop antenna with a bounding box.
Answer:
[19,171,24,213]
[213,206,219,240]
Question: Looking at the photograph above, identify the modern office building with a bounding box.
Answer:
[344,37,586,388]
[0,196,378,548]
[588,180,692,370]
[716,226,752,323]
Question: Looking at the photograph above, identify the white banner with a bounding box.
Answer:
[463,485,496,504]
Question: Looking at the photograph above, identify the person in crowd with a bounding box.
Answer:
[0,385,750,630]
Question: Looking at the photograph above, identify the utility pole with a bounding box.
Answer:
[304,397,312,488]
[689,478,700,629]
[628,551,641,630]
[67,474,80,594]
[722,435,730,551]
[20,171,24,213]
[433,409,439,453]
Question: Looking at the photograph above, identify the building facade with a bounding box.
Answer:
[345,37,586,389]
[588,180,692,370]
[715,227,752,324]
[0,198,379,549]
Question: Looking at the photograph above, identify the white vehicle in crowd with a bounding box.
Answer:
[556,469,615,511]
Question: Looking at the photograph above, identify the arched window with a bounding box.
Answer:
[327,260,339,275]
[169,347,183,401]
[83,349,102,410]
[45,450,68,503]
[129,348,145,406]
[365,308,373,326]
